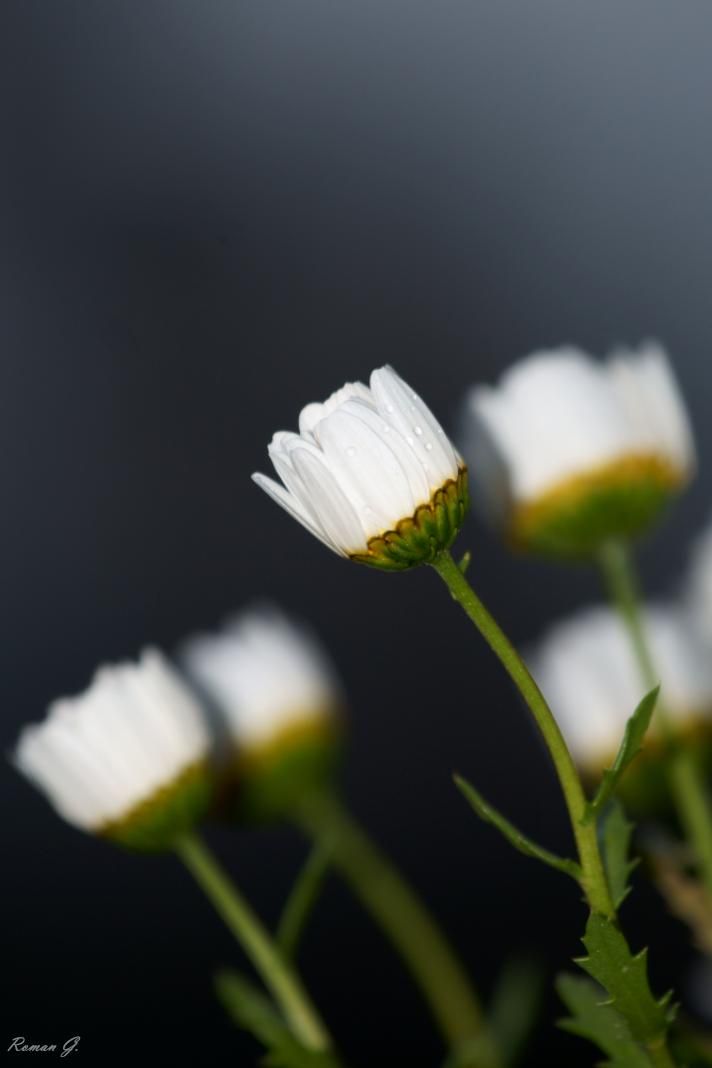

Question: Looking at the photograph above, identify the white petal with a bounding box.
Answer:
[607,342,695,473]
[251,473,341,554]
[287,444,367,553]
[468,349,639,503]
[369,366,459,490]
[341,399,431,507]
[317,406,420,536]
[298,381,375,439]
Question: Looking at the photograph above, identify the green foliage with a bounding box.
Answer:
[454,774,582,880]
[575,914,675,1046]
[277,841,333,961]
[557,974,650,1068]
[488,956,545,1067]
[583,688,660,825]
[215,970,340,1068]
[601,801,638,909]
[457,550,472,575]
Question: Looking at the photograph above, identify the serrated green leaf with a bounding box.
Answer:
[583,687,659,825]
[454,774,582,880]
[556,973,650,1068]
[576,914,675,1045]
[602,801,638,908]
[215,970,340,1068]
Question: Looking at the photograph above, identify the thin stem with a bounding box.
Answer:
[431,550,615,919]
[175,830,331,1052]
[598,540,712,900]
[295,790,501,1068]
[277,840,332,961]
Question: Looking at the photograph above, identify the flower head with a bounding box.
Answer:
[463,343,694,557]
[252,366,467,570]
[685,518,712,651]
[531,605,712,811]
[182,607,342,819]
[13,650,212,850]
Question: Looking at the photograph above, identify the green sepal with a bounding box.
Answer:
[231,727,342,824]
[582,687,659,826]
[351,468,469,571]
[102,762,212,852]
[557,973,651,1068]
[511,464,680,559]
[457,551,472,575]
[601,801,638,909]
[454,773,582,880]
[575,913,676,1045]
[215,970,340,1068]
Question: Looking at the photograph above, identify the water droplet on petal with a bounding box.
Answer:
[385,404,395,414]
[424,442,433,451]
[346,446,357,457]
[406,436,414,447]
[414,425,423,436]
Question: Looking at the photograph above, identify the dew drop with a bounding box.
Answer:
[346,446,357,457]
[414,425,423,436]
[424,442,433,452]
[406,436,414,447]
[385,404,395,414]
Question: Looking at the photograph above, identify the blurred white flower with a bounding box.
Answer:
[686,518,712,651]
[252,365,467,569]
[182,607,340,754]
[462,342,694,556]
[13,650,211,847]
[530,605,712,774]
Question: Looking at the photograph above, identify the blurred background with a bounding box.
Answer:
[3,2,712,1064]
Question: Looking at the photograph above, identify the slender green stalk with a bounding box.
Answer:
[277,840,332,961]
[431,549,615,919]
[598,540,712,900]
[295,790,501,1068]
[175,830,331,1052]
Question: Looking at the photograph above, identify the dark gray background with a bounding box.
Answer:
[2,3,711,1064]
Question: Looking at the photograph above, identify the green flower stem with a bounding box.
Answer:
[175,830,332,1052]
[295,790,501,1068]
[431,549,615,920]
[598,539,712,900]
[277,840,333,961]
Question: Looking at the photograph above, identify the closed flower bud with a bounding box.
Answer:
[182,608,342,820]
[252,366,467,570]
[13,651,212,851]
[531,606,712,815]
[462,343,694,558]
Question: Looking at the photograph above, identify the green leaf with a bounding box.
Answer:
[277,841,332,961]
[602,800,638,908]
[576,914,676,1045]
[583,687,659,825]
[488,956,545,1067]
[458,551,472,575]
[557,973,650,1068]
[454,774,582,881]
[215,970,340,1068]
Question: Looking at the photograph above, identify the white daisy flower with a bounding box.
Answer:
[462,342,694,557]
[182,608,341,817]
[252,365,467,570]
[13,650,211,849]
[530,605,712,776]
[686,518,712,651]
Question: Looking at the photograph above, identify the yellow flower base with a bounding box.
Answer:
[100,760,212,852]
[509,453,687,558]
